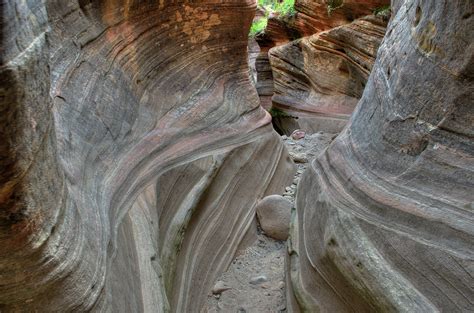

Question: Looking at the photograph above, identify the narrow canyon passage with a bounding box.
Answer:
[206,132,335,312]
[1,0,472,312]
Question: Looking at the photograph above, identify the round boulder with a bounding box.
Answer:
[256,195,292,240]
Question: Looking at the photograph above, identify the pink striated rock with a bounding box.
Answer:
[291,130,306,140]
[0,1,297,311]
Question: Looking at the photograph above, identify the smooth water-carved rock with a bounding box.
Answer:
[288,0,474,312]
[0,1,295,311]
[270,15,388,133]
[253,0,389,133]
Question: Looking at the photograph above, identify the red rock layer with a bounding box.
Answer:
[254,0,389,133]
[270,15,388,133]
[295,0,390,34]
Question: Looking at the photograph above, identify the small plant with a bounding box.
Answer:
[249,0,296,37]
[249,17,268,37]
[326,0,344,16]
[373,5,391,21]
[273,0,296,17]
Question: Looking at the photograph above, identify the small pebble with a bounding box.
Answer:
[291,130,306,140]
[289,152,308,163]
[250,275,268,285]
[212,281,231,294]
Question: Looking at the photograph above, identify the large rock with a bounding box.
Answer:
[256,195,292,240]
[0,1,295,311]
[288,0,474,312]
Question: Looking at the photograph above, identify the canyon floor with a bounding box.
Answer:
[206,131,335,312]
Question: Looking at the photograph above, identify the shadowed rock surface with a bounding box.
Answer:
[287,0,474,311]
[0,1,295,311]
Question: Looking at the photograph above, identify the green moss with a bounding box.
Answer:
[326,0,344,16]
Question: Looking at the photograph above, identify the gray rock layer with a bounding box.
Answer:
[256,195,292,240]
[288,0,474,312]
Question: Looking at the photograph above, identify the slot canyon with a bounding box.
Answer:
[0,0,472,312]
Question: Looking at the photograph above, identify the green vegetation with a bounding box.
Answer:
[268,107,295,119]
[373,5,391,20]
[249,16,268,37]
[249,0,296,37]
[270,0,296,17]
[326,0,344,16]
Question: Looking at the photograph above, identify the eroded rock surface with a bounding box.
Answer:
[206,130,335,313]
[254,0,389,134]
[288,1,474,312]
[270,15,388,133]
[0,1,295,312]
[294,0,390,34]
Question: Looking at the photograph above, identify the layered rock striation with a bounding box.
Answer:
[288,0,474,311]
[294,0,390,34]
[270,15,388,133]
[253,0,389,133]
[0,1,294,311]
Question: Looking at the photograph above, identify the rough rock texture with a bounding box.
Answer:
[0,1,295,312]
[288,1,474,312]
[256,195,292,240]
[294,0,390,34]
[270,15,388,133]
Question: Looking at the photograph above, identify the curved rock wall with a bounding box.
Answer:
[288,0,474,311]
[295,0,390,33]
[270,15,388,133]
[253,0,389,134]
[0,1,294,311]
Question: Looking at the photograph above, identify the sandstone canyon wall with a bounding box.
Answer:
[270,14,388,133]
[288,0,474,311]
[1,0,473,312]
[253,0,390,134]
[0,1,294,311]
